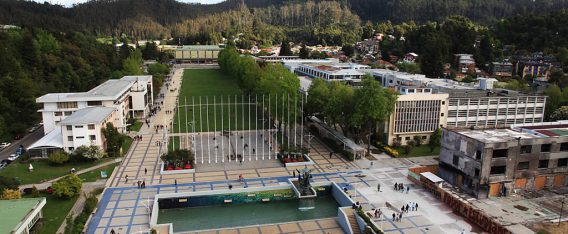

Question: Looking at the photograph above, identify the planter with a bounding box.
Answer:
[160,161,195,175]
[278,153,315,167]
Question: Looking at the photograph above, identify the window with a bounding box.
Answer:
[405,137,410,140]
[538,160,549,169]
[541,144,552,152]
[453,154,459,165]
[475,150,482,160]
[492,149,508,158]
[57,102,78,109]
[517,162,529,170]
[558,158,568,167]
[55,112,62,116]
[441,113,445,117]
[64,111,73,116]
[520,145,532,154]
[490,166,506,175]
[560,143,568,152]
[68,147,74,151]
[76,136,84,139]
[422,136,427,140]
[75,125,83,128]
[67,136,73,141]
[66,126,72,131]
[474,168,480,177]
[442,101,445,105]
[89,135,96,141]
[88,124,95,130]
[87,101,102,106]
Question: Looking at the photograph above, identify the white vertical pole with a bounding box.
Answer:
[241,95,245,161]
[228,95,231,162]
[267,94,270,160]
[282,93,285,147]
[301,94,304,149]
[294,93,297,147]
[200,96,203,164]
[192,96,195,157]
[184,97,188,150]
[177,97,181,147]
[255,94,258,161]
[221,96,224,163]
[214,96,217,163]
[235,94,238,163]
[171,116,175,151]
[206,96,210,164]
[275,94,278,157]
[248,95,251,161]
[261,95,264,160]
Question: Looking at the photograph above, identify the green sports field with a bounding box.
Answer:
[173,69,265,133]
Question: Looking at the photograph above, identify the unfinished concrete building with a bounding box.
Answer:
[438,121,568,198]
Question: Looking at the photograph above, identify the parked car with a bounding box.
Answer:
[0,159,12,166]
[14,134,23,140]
[0,142,10,149]
[28,126,38,133]
[8,154,19,161]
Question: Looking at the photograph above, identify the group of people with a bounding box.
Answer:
[154,124,165,133]
[401,202,418,212]
[164,110,174,114]
[394,182,410,193]
[372,208,382,218]
[134,135,143,141]
[136,180,146,189]
[155,140,164,147]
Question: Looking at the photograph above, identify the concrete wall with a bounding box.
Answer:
[331,182,355,207]
[337,208,354,234]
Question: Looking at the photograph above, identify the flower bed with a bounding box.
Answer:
[383,146,399,157]
[160,149,195,175]
[277,152,315,167]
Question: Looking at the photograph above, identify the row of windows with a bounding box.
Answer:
[65,124,95,130]
[448,118,538,127]
[54,111,74,117]
[490,158,568,175]
[448,97,546,106]
[57,102,78,109]
[493,143,568,158]
[448,107,544,118]
[67,135,96,141]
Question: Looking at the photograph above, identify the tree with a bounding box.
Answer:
[122,50,144,75]
[551,106,568,121]
[299,45,310,59]
[412,136,423,146]
[544,85,564,121]
[72,145,105,161]
[142,41,159,60]
[279,39,293,56]
[396,62,420,74]
[0,189,21,200]
[48,151,70,165]
[428,128,441,152]
[305,78,330,117]
[0,176,20,192]
[52,174,83,199]
[404,140,415,155]
[101,123,124,157]
[341,44,355,57]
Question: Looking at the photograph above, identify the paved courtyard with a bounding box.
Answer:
[89,66,476,234]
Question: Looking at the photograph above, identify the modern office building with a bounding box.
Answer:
[438,121,568,198]
[36,76,153,134]
[0,198,46,234]
[295,62,370,84]
[174,45,222,63]
[372,69,546,146]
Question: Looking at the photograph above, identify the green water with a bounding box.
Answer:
[157,196,339,232]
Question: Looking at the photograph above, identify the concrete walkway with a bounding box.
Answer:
[19,158,122,190]
[56,180,107,234]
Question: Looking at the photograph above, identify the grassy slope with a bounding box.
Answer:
[0,159,113,184]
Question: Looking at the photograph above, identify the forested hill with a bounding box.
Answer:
[1,0,567,39]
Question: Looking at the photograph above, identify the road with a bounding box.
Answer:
[0,127,44,160]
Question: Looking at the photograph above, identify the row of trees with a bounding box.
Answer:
[305,77,398,144]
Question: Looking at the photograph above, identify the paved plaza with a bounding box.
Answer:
[89,66,476,234]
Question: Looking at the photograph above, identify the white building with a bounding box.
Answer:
[59,107,116,152]
[295,62,370,84]
[36,76,153,134]
[372,69,546,146]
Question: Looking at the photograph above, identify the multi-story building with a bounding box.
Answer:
[36,76,153,134]
[295,62,370,85]
[514,60,552,80]
[490,61,513,78]
[29,76,153,157]
[174,45,222,63]
[438,121,568,198]
[373,69,546,146]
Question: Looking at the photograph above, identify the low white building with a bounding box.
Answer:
[295,62,370,84]
[59,107,116,152]
[36,76,153,134]
[0,198,46,234]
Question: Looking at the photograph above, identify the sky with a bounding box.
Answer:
[32,0,225,7]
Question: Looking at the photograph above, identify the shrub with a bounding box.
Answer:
[52,174,83,199]
[48,151,70,165]
[1,188,22,200]
[72,145,105,161]
[383,146,399,157]
[0,176,20,191]
[161,149,194,165]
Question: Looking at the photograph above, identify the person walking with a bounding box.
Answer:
[125,174,129,183]
[394,182,398,191]
[174,179,177,186]
[377,183,381,192]
[392,213,396,221]
[329,152,333,158]
[142,181,146,189]
[144,168,147,175]
[405,204,410,213]
[406,186,410,194]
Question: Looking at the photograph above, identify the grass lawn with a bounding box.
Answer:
[78,162,118,182]
[24,192,78,234]
[0,158,113,184]
[121,137,134,156]
[127,121,143,132]
[173,69,263,133]
[394,145,440,157]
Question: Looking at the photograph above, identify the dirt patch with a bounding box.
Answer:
[530,221,568,234]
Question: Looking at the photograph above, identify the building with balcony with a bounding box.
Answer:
[438,121,568,198]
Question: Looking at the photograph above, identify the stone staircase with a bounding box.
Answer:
[341,207,361,234]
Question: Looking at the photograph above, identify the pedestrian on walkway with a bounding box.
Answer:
[293,171,296,177]
[174,179,177,186]
[229,184,232,190]
[405,204,409,213]
[142,181,146,189]
[125,175,129,183]
[392,213,395,221]
[137,181,141,189]
[377,183,381,192]
[329,152,333,158]
[406,186,410,194]
[144,168,147,175]
[394,182,398,191]
[399,213,403,221]
[110,229,116,234]
[415,203,418,210]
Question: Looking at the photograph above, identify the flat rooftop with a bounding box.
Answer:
[458,129,540,143]
[457,121,568,143]
[0,198,46,233]
[514,121,568,137]
[59,107,115,125]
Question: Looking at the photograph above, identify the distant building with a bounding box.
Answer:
[514,60,552,80]
[454,54,477,74]
[439,121,568,198]
[295,62,370,85]
[490,61,513,78]
[356,35,381,54]
[403,53,418,63]
[255,56,300,63]
[0,198,46,234]
[0,24,21,30]
[174,45,223,63]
